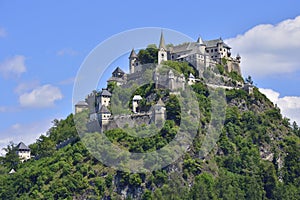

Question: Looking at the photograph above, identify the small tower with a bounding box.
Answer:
[98,105,111,126]
[107,67,126,86]
[99,88,112,107]
[132,95,143,113]
[158,31,168,65]
[16,142,31,162]
[112,67,125,78]
[129,49,138,74]
[152,98,166,126]
[75,101,88,114]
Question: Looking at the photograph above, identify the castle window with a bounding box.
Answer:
[161,53,164,57]
[211,49,213,52]
[215,49,217,52]
[206,50,209,53]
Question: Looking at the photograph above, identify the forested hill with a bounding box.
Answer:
[0,67,300,199]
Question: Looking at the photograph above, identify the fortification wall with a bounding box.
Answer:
[87,112,153,133]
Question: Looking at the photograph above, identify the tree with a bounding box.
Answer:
[189,173,217,200]
[2,142,20,169]
[138,47,158,64]
[34,135,55,158]
[245,75,253,85]
[292,121,300,136]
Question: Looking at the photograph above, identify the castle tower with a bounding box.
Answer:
[158,31,168,65]
[16,142,31,162]
[100,88,112,107]
[75,101,88,114]
[129,49,138,74]
[152,98,166,126]
[98,105,111,126]
[132,95,143,113]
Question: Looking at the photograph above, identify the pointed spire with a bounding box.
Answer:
[129,48,138,58]
[159,31,166,50]
[197,36,204,45]
[156,98,165,106]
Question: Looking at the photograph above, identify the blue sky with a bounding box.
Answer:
[1,0,300,153]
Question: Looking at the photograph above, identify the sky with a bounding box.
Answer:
[0,1,300,154]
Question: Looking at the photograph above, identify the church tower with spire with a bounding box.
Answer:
[158,31,168,65]
[129,48,138,74]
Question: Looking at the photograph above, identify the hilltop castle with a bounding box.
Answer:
[75,32,244,132]
[129,32,241,76]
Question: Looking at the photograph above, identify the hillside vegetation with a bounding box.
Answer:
[0,62,299,200]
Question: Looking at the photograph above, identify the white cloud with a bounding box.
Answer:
[259,88,300,124]
[0,55,26,78]
[57,48,78,56]
[226,16,300,77]
[0,106,19,113]
[0,28,6,37]
[19,84,63,108]
[14,80,40,95]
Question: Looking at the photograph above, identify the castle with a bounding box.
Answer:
[75,32,245,132]
[106,32,241,87]
[129,32,241,76]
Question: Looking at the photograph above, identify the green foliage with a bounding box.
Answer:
[162,60,197,78]
[228,71,244,83]
[216,64,225,75]
[2,142,20,170]
[189,173,217,200]
[129,174,142,186]
[104,120,177,153]
[138,47,158,64]
[47,114,78,144]
[165,94,181,125]
[0,65,299,200]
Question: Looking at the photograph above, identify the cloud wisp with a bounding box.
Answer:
[19,84,63,108]
[0,27,6,37]
[57,48,79,56]
[0,55,26,78]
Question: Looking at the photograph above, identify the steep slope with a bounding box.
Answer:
[0,66,299,200]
